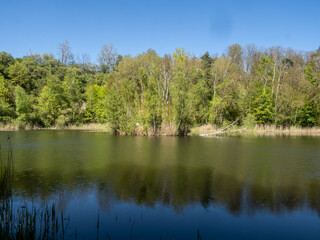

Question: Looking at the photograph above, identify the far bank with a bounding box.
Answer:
[2,122,320,137]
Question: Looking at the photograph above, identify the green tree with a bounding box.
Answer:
[15,85,33,123]
[105,86,132,134]
[84,84,107,123]
[256,56,274,94]
[0,52,14,79]
[0,75,14,121]
[297,101,319,127]
[252,89,274,124]
[63,67,84,124]
[8,61,32,91]
[37,75,66,127]
[172,48,192,135]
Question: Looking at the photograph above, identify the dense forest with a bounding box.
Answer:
[0,42,320,135]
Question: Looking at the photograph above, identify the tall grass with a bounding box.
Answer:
[0,136,14,200]
[0,137,69,240]
[0,123,112,132]
[253,125,320,136]
[191,124,320,136]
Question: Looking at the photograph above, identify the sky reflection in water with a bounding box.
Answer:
[2,131,320,239]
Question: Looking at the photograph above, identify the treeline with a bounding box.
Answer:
[1,42,320,135]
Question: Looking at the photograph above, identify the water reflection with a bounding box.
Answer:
[3,131,319,217]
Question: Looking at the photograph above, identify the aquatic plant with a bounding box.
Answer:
[0,136,14,200]
[0,137,68,240]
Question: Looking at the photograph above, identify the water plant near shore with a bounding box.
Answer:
[0,137,67,240]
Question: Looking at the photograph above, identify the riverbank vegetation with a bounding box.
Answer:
[1,43,320,135]
[191,124,320,136]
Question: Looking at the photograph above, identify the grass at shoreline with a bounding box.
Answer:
[191,124,320,136]
[2,122,320,136]
[0,123,111,132]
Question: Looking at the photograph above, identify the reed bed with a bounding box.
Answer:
[47,123,111,132]
[252,125,320,136]
[190,124,219,136]
[134,122,178,136]
[0,123,111,132]
[191,124,320,136]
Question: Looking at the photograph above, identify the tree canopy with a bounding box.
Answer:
[0,43,320,135]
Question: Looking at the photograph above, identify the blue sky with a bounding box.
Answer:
[1,0,320,60]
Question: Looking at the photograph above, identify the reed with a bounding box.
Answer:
[0,123,111,132]
[191,124,320,136]
[48,123,111,132]
[0,136,14,200]
[0,201,66,240]
[0,137,68,240]
[252,125,320,136]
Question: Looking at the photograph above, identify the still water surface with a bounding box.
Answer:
[1,131,320,239]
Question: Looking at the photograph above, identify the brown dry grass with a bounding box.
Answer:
[47,123,111,132]
[0,123,111,132]
[132,122,177,136]
[191,124,320,136]
[190,124,219,136]
[0,123,35,131]
[3,122,320,136]
[252,125,320,136]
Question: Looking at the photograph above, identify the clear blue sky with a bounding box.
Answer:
[1,0,320,60]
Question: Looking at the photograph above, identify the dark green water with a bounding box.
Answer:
[1,131,320,239]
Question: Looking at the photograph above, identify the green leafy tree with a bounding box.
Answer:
[140,65,163,133]
[255,56,274,94]
[105,86,128,134]
[172,48,192,135]
[37,75,66,127]
[15,85,33,123]
[63,67,84,124]
[0,52,14,79]
[297,101,318,127]
[84,84,107,123]
[8,61,32,91]
[0,75,14,121]
[252,89,274,124]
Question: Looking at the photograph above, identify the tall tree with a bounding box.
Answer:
[58,40,74,65]
[227,44,243,69]
[97,44,118,73]
[0,52,14,79]
[0,74,14,121]
[15,85,33,123]
[172,48,192,135]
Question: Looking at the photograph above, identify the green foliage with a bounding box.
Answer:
[84,84,107,123]
[252,89,274,124]
[209,96,227,125]
[243,113,257,128]
[105,86,127,134]
[297,101,318,127]
[171,48,193,135]
[0,45,320,132]
[8,61,32,91]
[63,67,84,124]
[37,75,66,127]
[0,75,14,122]
[0,52,14,79]
[15,86,33,123]
[305,63,319,86]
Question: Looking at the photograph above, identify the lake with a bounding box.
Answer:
[1,131,320,239]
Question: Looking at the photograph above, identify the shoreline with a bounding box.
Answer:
[0,123,111,132]
[2,123,320,136]
[191,124,320,137]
